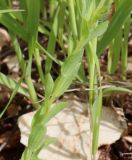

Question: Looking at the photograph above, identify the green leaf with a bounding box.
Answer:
[0,0,8,6]
[92,91,102,157]
[32,101,68,129]
[27,101,67,155]
[45,5,60,73]
[37,42,62,66]
[97,0,132,55]
[21,148,32,160]
[19,0,28,20]
[10,33,26,70]
[0,13,27,40]
[52,50,83,99]
[108,31,122,74]
[45,73,54,99]
[28,125,47,152]
[32,155,41,160]
[75,21,108,53]
[26,0,40,41]
[35,136,56,154]
[103,86,132,96]
[0,9,24,14]
[41,136,56,149]
[0,72,29,97]
[42,101,68,124]
[88,21,109,41]
[68,0,78,38]
[0,68,26,118]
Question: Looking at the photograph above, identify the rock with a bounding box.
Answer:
[18,100,126,160]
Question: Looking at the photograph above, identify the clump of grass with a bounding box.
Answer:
[0,0,132,160]
[107,1,131,79]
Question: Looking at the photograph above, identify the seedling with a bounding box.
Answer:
[0,0,132,160]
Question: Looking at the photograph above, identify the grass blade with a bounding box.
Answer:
[51,50,83,99]
[0,68,26,118]
[0,72,29,97]
[97,0,132,55]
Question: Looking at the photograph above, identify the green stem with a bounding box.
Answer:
[34,48,45,89]
[11,34,39,108]
[25,76,39,109]
[68,0,78,39]
[121,17,131,80]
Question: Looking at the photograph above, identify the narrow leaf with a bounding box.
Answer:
[97,0,132,55]
[0,72,29,97]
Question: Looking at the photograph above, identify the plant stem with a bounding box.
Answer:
[121,17,131,80]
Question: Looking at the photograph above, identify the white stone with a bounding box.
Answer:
[18,100,126,160]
